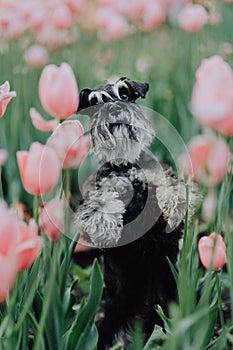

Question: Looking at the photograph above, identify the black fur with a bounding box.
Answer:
[95,162,183,349]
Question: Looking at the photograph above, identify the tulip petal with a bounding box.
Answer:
[30,107,59,131]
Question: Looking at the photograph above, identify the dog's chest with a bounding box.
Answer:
[95,162,152,226]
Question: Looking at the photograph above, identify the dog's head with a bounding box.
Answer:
[77,77,154,163]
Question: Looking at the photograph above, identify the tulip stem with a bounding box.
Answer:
[0,167,3,198]
[33,241,59,350]
[33,195,39,224]
[62,169,70,200]
[215,271,225,330]
[62,169,71,237]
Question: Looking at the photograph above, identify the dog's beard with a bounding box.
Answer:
[90,101,155,164]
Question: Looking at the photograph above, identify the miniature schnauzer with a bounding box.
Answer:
[76,77,198,349]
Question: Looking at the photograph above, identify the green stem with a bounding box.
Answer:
[33,195,40,224]
[0,167,3,199]
[62,169,71,238]
[215,271,225,330]
[62,169,71,200]
[33,242,59,350]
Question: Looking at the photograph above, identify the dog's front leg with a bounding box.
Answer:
[76,189,125,249]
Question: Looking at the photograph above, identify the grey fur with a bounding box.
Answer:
[90,101,155,164]
[145,167,200,231]
[76,189,125,248]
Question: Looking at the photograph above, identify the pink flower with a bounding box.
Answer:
[178,4,208,32]
[30,108,59,132]
[179,134,229,186]
[191,55,233,136]
[24,45,49,67]
[39,199,64,241]
[48,120,89,169]
[39,63,79,120]
[17,219,42,271]
[0,149,8,167]
[198,233,226,270]
[17,142,61,195]
[0,201,43,302]
[50,5,73,30]
[96,8,128,41]
[202,188,217,223]
[4,17,26,40]
[74,240,89,253]
[64,0,85,14]
[0,201,19,302]
[0,81,16,118]
[142,1,166,32]
[127,0,146,21]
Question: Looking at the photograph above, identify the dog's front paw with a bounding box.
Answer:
[76,191,125,248]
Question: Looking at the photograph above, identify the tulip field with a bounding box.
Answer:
[0,0,233,349]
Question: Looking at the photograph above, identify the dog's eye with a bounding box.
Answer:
[102,94,109,103]
[119,87,129,101]
[90,96,98,106]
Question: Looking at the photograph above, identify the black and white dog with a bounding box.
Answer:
[76,77,198,349]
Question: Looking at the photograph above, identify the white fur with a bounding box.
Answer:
[88,90,113,104]
[76,190,125,248]
[145,167,201,231]
[112,80,129,100]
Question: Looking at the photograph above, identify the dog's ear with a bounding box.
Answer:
[120,77,149,100]
[77,88,92,112]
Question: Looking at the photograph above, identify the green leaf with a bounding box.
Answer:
[73,324,98,350]
[156,305,172,333]
[110,342,124,350]
[64,259,103,350]
[143,325,167,350]
[129,320,144,350]
[166,257,178,285]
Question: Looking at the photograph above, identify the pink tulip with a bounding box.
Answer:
[142,1,166,32]
[39,199,64,241]
[0,201,19,256]
[191,55,233,136]
[96,8,128,41]
[74,241,89,253]
[48,120,89,169]
[127,0,146,21]
[0,81,16,118]
[198,233,226,270]
[202,188,217,223]
[0,149,8,166]
[64,0,85,14]
[24,45,49,67]
[0,253,18,302]
[17,142,61,195]
[4,17,26,40]
[26,6,46,33]
[178,4,208,32]
[39,63,79,120]
[0,201,19,302]
[50,5,73,30]
[17,219,42,271]
[30,108,59,132]
[179,134,229,186]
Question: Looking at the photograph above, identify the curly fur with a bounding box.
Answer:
[76,190,125,248]
[90,101,155,163]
